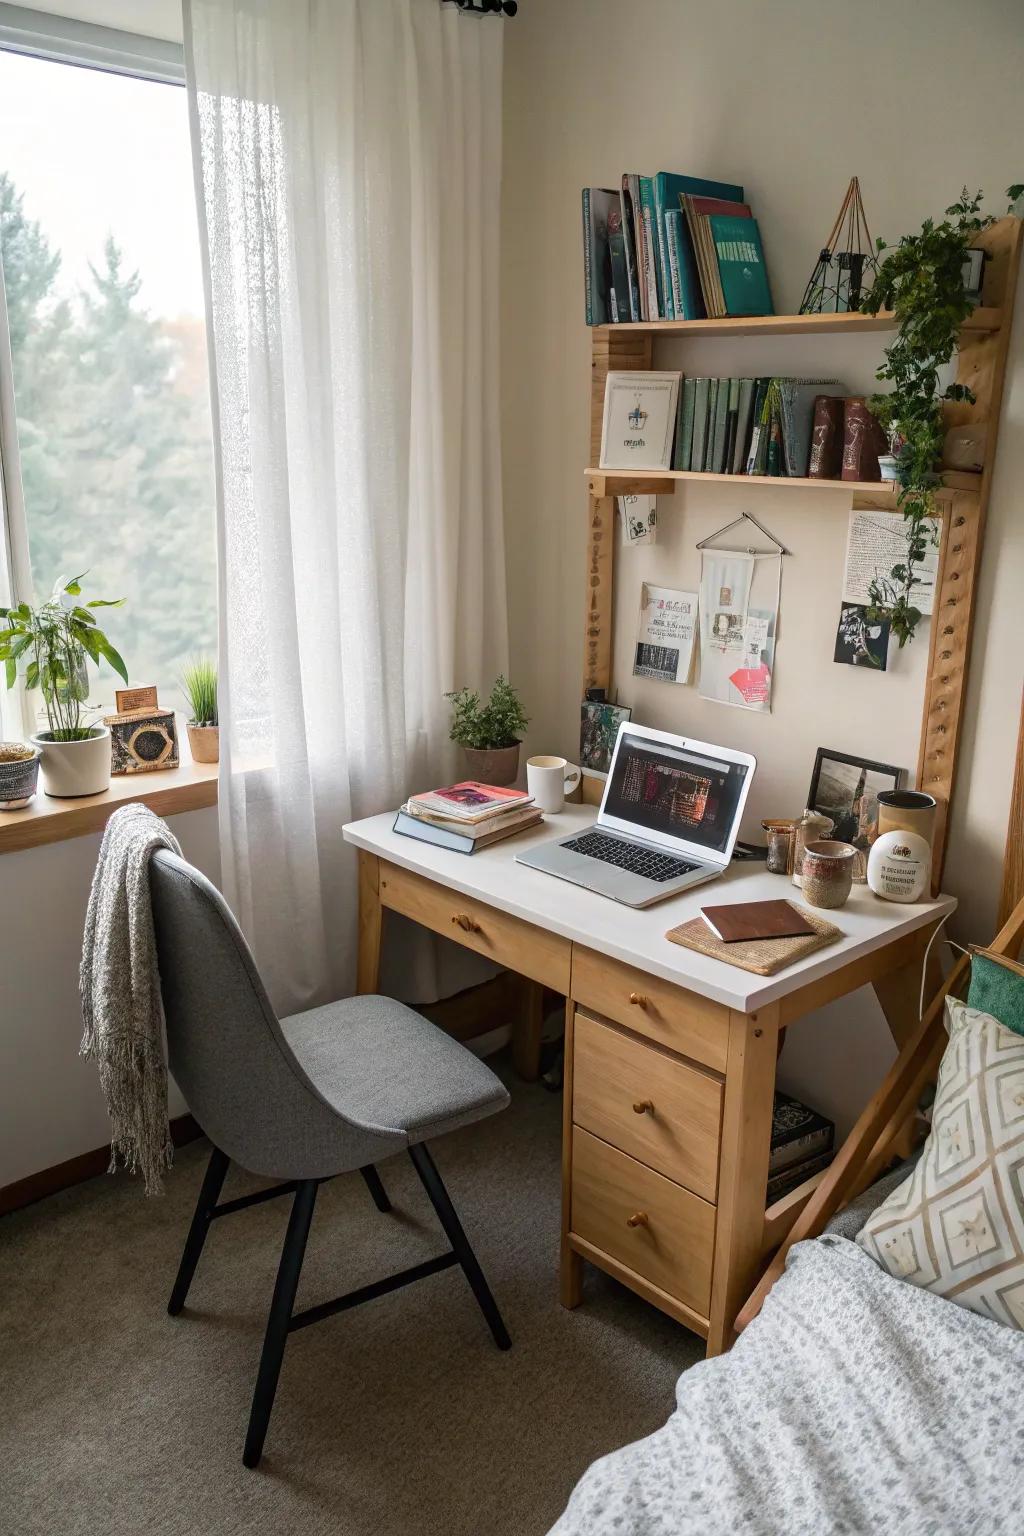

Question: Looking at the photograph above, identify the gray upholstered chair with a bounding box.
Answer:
[149,849,511,1469]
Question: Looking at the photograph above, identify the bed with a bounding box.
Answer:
[550,894,1024,1536]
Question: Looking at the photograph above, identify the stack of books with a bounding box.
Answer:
[766,1092,836,1205]
[393,781,542,855]
[582,171,772,325]
[674,376,847,478]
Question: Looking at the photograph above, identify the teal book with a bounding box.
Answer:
[664,208,685,318]
[654,173,744,321]
[710,378,730,473]
[638,177,663,316]
[732,379,756,473]
[692,378,711,471]
[676,378,697,470]
[709,214,773,317]
[704,380,719,471]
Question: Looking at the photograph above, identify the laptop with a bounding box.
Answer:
[516,723,756,908]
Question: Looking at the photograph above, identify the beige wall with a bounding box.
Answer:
[502,0,1024,943]
[501,0,1024,1133]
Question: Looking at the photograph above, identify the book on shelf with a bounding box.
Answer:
[709,376,730,473]
[621,175,648,320]
[394,808,543,855]
[769,1092,835,1176]
[674,378,696,470]
[732,378,756,473]
[766,1148,836,1206]
[779,380,846,477]
[600,371,682,470]
[407,781,533,823]
[581,187,618,325]
[607,206,630,324]
[710,213,773,317]
[638,177,662,319]
[691,378,711,471]
[618,181,642,321]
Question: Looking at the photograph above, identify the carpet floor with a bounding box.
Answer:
[1,1062,704,1536]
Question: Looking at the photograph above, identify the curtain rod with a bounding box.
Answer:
[444,1,518,16]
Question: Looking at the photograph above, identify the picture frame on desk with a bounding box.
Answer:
[806,747,903,856]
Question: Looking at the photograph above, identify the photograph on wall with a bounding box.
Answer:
[834,602,890,670]
[634,583,698,685]
[698,549,779,712]
[618,494,657,546]
[579,700,631,778]
[806,747,903,853]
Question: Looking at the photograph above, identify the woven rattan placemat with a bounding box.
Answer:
[666,904,842,976]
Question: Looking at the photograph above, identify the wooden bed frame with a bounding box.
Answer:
[736,889,1024,1333]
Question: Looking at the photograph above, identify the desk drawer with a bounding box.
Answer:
[573,1012,722,1201]
[572,946,728,1073]
[571,1127,715,1317]
[379,863,571,992]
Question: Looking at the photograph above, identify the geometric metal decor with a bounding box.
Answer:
[799,176,879,314]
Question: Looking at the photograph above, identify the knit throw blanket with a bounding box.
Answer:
[80,803,183,1195]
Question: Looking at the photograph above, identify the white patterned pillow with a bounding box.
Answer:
[857,996,1024,1330]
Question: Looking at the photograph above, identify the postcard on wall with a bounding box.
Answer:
[600,371,681,471]
[834,602,890,670]
[580,700,631,779]
[698,549,779,712]
[619,494,657,545]
[634,583,698,685]
[842,509,940,616]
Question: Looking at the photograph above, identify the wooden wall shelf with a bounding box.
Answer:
[582,217,1023,888]
[592,307,1003,339]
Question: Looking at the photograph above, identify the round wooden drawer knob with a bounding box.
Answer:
[451,912,481,933]
[629,992,649,1008]
[626,1211,650,1229]
[632,1099,654,1115]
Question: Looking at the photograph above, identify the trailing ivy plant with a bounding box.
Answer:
[0,574,127,740]
[859,188,992,646]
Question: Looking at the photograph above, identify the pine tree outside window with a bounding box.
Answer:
[0,32,216,728]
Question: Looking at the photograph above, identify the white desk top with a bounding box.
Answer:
[343,806,956,1014]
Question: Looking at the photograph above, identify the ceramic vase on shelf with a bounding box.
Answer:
[463,742,521,787]
[30,725,111,798]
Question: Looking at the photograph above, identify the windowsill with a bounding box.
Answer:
[0,749,218,855]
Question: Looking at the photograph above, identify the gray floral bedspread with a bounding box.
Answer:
[550,1236,1024,1535]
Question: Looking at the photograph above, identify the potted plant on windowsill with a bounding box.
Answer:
[0,574,128,798]
[445,676,529,787]
[181,656,219,764]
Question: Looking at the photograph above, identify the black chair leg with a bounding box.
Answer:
[359,1163,392,1213]
[243,1179,318,1469]
[408,1142,511,1351]
[168,1145,230,1316]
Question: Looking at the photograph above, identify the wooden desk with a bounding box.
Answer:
[343,806,955,1353]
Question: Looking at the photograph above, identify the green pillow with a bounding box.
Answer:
[967,952,1024,1037]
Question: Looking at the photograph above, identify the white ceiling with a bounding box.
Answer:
[10,1,183,43]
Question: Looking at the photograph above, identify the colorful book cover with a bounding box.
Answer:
[408,781,533,823]
[656,173,744,320]
[710,214,773,317]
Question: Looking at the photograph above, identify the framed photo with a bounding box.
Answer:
[599,371,680,471]
[580,699,631,778]
[806,747,904,853]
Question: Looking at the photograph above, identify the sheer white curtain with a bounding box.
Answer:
[184,0,507,1013]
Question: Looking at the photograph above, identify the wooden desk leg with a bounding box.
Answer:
[873,923,939,1049]
[706,1004,779,1357]
[513,977,545,1082]
[559,999,583,1308]
[356,851,383,995]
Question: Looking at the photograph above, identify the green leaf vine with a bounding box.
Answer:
[858,187,1005,646]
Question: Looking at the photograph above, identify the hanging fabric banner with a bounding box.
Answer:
[698,548,781,713]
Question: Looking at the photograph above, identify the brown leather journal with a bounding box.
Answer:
[700,898,817,943]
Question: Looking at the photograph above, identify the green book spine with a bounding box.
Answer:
[639,177,664,317]
[710,379,730,473]
[723,377,740,473]
[709,214,773,317]
[692,379,711,472]
[704,380,719,471]
[608,230,628,323]
[676,378,696,470]
[733,378,756,473]
[745,377,771,474]
[653,175,674,320]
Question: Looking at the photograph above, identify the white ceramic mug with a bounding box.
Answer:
[527,755,581,814]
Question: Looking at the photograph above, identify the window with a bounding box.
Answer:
[0,42,216,723]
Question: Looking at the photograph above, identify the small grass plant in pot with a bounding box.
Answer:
[181,656,219,763]
[445,676,529,787]
[0,574,127,798]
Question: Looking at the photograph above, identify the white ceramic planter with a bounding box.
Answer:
[31,725,112,798]
[878,455,900,482]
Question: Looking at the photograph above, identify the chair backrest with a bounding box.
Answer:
[149,850,401,1180]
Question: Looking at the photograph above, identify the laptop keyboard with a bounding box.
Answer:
[562,831,699,883]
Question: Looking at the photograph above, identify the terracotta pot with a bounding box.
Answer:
[31,726,111,798]
[0,743,40,809]
[187,722,220,764]
[462,742,521,787]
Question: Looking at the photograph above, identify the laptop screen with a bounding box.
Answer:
[603,730,751,856]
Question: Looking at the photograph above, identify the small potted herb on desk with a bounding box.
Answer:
[445,676,529,786]
[0,574,127,797]
[182,656,219,763]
